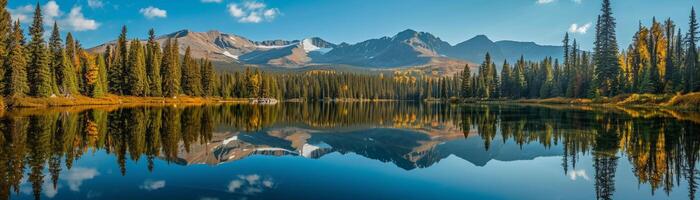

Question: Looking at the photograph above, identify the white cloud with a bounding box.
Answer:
[568,23,592,34]
[201,0,223,3]
[227,4,245,17]
[44,1,62,19]
[140,180,166,191]
[8,2,100,31]
[64,6,100,31]
[244,1,266,10]
[7,5,33,22]
[239,12,262,23]
[140,6,167,19]
[567,169,590,181]
[227,1,280,23]
[63,167,100,191]
[263,8,279,19]
[226,174,275,195]
[87,0,104,9]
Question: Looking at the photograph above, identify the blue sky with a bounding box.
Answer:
[7,0,699,50]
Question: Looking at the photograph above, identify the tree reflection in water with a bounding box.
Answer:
[0,103,698,200]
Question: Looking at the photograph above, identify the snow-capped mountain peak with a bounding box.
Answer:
[301,38,333,54]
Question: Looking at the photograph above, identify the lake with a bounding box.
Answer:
[1,103,699,200]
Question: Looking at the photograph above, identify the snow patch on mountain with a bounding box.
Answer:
[222,51,239,59]
[300,142,331,158]
[255,43,297,49]
[301,38,332,54]
[222,135,238,145]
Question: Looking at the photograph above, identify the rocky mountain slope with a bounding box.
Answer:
[89,29,562,72]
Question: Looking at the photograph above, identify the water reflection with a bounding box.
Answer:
[0,103,698,200]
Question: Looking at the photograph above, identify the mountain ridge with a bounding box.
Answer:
[88,29,563,72]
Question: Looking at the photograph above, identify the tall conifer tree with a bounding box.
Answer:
[27,3,54,97]
[3,20,29,97]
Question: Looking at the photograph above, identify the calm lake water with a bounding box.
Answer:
[1,103,699,200]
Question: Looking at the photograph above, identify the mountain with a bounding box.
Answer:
[89,29,562,73]
[168,126,562,170]
[317,29,453,68]
[240,37,336,66]
[447,35,563,66]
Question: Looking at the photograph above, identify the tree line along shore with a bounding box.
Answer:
[0,0,698,110]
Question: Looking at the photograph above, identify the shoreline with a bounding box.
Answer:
[2,92,698,111]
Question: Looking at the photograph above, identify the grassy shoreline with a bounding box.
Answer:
[506,93,700,110]
[2,92,698,110]
[2,95,244,108]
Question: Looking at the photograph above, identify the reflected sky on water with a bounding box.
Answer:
[1,103,699,200]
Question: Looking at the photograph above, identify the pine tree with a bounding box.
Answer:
[500,60,512,98]
[663,19,677,92]
[593,0,621,97]
[0,0,10,87]
[109,26,128,95]
[65,32,79,73]
[146,29,162,96]
[80,51,102,97]
[181,46,202,96]
[27,3,54,97]
[644,18,665,93]
[513,56,527,98]
[552,59,563,97]
[3,20,29,97]
[488,58,499,98]
[201,59,214,97]
[539,58,554,98]
[161,39,180,97]
[125,40,148,96]
[562,33,572,96]
[95,54,108,96]
[49,23,79,96]
[686,7,699,92]
[460,64,471,99]
[673,29,685,92]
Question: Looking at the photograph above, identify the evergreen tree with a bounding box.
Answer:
[109,26,128,95]
[125,40,148,96]
[488,58,499,98]
[181,46,202,96]
[460,64,471,99]
[562,33,571,96]
[552,59,563,97]
[161,39,180,97]
[201,59,214,97]
[593,0,621,97]
[146,29,162,96]
[686,7,699,92]
[49,23,79,95]
[0,0,10,88]
[27,3,55,97]
[3,20,29,97]
[95,54,108,96]
[539,58,554,98]
[80,52,102,97]
[663,19,677,92]
[500,60,512,98]
[65,32,79,75]
[513,56,527,98]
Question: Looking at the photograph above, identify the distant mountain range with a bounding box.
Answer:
[89,29,563,71]
[168,126,562,170]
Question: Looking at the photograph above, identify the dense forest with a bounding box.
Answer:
[463,0,700,99]
[0,0,698,102]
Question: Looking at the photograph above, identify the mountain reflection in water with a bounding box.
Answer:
[0,103,699,200]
